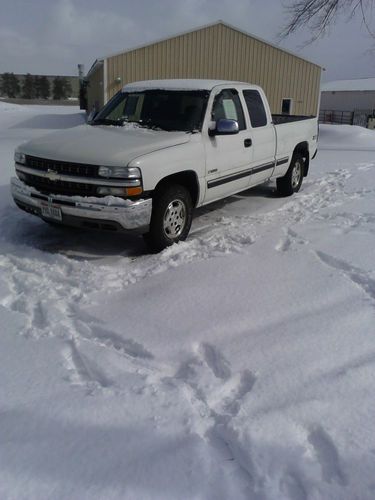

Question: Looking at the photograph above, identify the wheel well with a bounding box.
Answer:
[154,171,200,207]
[293,142,310,177]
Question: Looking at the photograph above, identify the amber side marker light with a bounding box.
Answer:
[126,187,143,196]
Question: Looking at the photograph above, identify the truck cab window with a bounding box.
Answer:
[212,89,246,130]
[92,90,209,131]
[243,90,267,128]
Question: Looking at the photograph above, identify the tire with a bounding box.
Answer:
[276,154,304,197]
[144,184,193,252]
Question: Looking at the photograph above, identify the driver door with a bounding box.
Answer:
[204,88,254,203]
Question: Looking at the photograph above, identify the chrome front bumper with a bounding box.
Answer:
[11,177,152,232]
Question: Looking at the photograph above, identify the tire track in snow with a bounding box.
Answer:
[316,211,375,236]
[0,166,355,334]
[315,251,375,304]
[273,167,375,256]
[281,169,353,221]
[0,213,258,392]
[0,229,250,339]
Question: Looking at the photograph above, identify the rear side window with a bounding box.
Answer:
[212,89,246,130]
[282,98,292,115]
[243,90,267,128]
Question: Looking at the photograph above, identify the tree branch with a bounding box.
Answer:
[280,0,375,41]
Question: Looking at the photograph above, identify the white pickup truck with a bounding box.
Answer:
[11,79,318,251]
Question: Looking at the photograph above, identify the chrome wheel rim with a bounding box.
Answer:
[163,199,186,239]
[291,161,302,189]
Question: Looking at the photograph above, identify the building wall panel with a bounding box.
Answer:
[87,63,104,111]
[91,22,321,116]
[321,91,375,111]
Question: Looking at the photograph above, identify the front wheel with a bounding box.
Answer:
[144,184,193,252]
[276,154,304,197]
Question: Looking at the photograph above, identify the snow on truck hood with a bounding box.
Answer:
[18,124,191,166]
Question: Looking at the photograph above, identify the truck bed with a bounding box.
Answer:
[272,114,316,125]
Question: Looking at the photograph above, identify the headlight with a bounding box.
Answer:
[14,151,26,165]
[98,166,141,179]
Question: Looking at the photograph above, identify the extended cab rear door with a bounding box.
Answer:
[242,88,277,187]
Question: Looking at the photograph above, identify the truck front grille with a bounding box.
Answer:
[22,172,98,197]
[25,155,99,178]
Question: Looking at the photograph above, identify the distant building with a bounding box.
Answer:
[85,21,322,115]
[320,78,375,127]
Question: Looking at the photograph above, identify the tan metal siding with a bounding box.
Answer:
[99,23,321,116]
[87,63,104,112]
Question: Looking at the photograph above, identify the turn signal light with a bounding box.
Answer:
[97,186,143,197]
[126,187,143,196]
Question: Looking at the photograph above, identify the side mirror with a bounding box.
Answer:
[209,119,239,136]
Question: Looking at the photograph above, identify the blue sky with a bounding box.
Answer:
[0,0,374,82]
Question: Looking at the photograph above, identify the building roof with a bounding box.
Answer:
[321,78,375,92]
[122,79,255,92]
[88,20,322,77]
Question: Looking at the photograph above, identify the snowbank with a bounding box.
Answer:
[319,123,375,150]
[0,101,25,112]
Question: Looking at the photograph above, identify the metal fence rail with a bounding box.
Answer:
[320,109,375,127]
[319,110,354,125]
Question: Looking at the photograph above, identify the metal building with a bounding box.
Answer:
[85,21,322,115]
[320,78,375,127]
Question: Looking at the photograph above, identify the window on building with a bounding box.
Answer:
[243,90,267,128]
[282,98,293,115]
[212,89,246,130]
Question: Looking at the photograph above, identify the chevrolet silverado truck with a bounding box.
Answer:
[11,79,318,251]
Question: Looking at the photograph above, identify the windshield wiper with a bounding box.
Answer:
[90,118,125,126]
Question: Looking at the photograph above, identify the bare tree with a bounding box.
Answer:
[52,77,72,100]
[281,0,375,42]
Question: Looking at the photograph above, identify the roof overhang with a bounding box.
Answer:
[86,59,104,79]
[321,78,375,92]
[93,20,323,70]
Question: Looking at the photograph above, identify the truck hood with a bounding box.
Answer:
[18,124,191,166]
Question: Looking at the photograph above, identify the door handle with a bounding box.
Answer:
[244,138,252,148]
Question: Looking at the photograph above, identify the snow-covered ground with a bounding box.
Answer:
[1,103,375,500]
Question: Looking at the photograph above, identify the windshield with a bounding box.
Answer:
[90,89,209,132]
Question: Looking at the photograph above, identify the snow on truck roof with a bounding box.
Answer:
[122,79,253,92]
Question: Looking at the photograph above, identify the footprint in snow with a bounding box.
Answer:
[308,425,347,486]
[61,340,113,393]
[177,342,257,419]
[74,320,154,360]
[275,227,308,253]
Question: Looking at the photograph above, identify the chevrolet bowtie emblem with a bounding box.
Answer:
[46,169,59,181]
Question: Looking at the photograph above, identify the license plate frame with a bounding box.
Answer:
[41,202,62,221]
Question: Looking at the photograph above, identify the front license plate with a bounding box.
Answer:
[41,203,62,221]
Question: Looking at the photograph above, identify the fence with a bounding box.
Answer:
[319,110,353,125]
[319,109,375,127]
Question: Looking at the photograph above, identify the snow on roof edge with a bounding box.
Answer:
[321,78,375,92]
[121,79,259,92]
